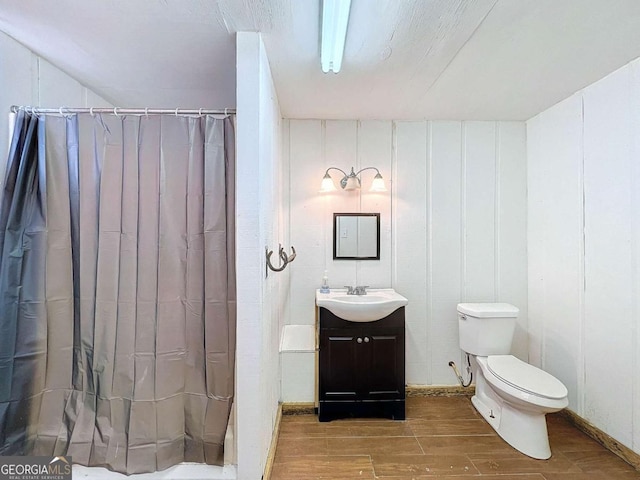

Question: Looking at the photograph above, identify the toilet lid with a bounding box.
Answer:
[487,355,568,400]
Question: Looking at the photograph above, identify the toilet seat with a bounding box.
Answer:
[487,355,568,400]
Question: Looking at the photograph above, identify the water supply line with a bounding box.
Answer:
[448,353,473,388]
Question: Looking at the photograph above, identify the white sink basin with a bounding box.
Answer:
[316,288,408,322]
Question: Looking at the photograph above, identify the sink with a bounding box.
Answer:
[316,288,408,322]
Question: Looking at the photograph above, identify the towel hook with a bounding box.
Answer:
[266,245,288,274]
[280,245,296,264]
[266,244,296,276]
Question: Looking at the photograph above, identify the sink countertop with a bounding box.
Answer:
[316,288,408,322]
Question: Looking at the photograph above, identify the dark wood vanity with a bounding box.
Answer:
[318,306,405,422]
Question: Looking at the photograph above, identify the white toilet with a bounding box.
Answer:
[457,303,568,460]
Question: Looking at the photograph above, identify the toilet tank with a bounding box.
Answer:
[457,303,519,356]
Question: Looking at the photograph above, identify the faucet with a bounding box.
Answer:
[345,285,369,295]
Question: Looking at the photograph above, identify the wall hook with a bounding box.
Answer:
[266,244,296,276]
[280,245,296,265]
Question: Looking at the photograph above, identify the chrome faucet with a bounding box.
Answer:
[345,285,369,295]
[355,285,369,295]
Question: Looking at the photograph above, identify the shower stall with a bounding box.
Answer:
[0,107,237,478]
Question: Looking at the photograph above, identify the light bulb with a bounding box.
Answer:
[319,173,337,192]
[369,173,387,192]
[344,176,360,190]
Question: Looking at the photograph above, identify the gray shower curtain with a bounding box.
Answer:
[0,110,236,474]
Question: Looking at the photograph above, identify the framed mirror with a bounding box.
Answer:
[333,213,380,260]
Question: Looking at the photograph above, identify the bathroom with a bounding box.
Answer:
[1,1,640,479]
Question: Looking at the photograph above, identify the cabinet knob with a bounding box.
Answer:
[364,337,370,343]
[356,337,363,344]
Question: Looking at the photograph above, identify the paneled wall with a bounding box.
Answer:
[527,57,640,454]
[283,119,527,385]
[236,33,286,479]
[0,30,112,179]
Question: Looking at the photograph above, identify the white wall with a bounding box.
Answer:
[0,30,112,180]
[283,119,528,387]
[235,32,285,480]
[527,57,640,454]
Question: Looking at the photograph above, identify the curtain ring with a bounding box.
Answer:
[89,107,95,117]
[198,108,203,116]
[114,107,120,117]
[59,107,64,116]
[175,107,179,117]
[145,107,149,117]
[224,108,228,115]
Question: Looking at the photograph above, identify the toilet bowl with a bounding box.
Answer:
[471,354,568,459]
[457,303,568,459]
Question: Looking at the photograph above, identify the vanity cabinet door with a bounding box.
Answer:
[319,329,360,400]
[362,327,404,400]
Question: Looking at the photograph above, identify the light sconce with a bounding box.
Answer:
[320,166,387,193]
[321,0,352,73]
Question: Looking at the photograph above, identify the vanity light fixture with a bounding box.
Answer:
[321,0,352,73]
[320,167,387,192]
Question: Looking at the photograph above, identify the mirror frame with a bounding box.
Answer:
[333,213,381,260]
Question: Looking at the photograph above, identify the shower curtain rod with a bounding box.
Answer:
[10,106,236,115]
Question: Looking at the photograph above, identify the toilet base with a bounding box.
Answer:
[471,392,551,460]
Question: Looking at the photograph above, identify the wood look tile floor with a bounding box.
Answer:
[271,397,640,479]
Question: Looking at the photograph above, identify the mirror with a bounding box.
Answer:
[333,213,380,260]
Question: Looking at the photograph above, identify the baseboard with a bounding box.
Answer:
[281,402,316,415]
[561,409,640,471]
[262,404,283,480]
[406,384,475,397]
[280,386,474,417]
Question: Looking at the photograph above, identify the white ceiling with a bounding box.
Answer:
[1,0,640,120]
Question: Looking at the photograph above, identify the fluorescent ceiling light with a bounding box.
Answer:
[321,0,352,73]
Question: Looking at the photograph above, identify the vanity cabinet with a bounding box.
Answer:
[318,306,405,422]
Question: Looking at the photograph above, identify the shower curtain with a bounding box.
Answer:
[0,110,236,474]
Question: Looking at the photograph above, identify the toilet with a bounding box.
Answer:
[457,303,568,460]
